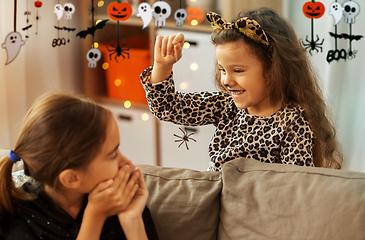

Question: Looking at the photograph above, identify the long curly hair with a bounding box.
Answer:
[211,8,343,169]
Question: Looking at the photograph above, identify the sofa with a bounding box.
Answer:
[3,149,365,239]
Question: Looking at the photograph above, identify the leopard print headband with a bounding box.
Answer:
[206,12,270,46]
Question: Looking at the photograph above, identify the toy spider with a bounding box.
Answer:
[106,39,131,63]
[301,35,324,56]
[173,127,197,150]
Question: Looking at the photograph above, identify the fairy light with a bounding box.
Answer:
[141,113,149,121]
[114,78,122,86]
[92,42,99,48]
[97,1,104,7]
[124,101,132,108]
[179,82,188,90]
[102,62,109,70]
[183,42,190,49]
[95,19,102,25]
[190,63,198,71]
[190,19,199,26]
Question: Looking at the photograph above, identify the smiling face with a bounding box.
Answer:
[216,40,275,116]
[303,1,325,19]
[77,117,132,193]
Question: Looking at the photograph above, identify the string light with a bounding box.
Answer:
[114,78,122,86]
[124,101,132,108]
[141,113,149,121]
[102,62,109,70]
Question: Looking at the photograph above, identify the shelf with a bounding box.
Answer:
[97,15,213,33]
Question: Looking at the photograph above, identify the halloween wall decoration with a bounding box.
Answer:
[327,0,363,63]
[77,0,108,68]
[152,1,171,27]
[175,8,188,27]
[174,0,187,27]
[301,0,325,55]
[53,1,76,47]
[107,0,132,62]
[2,0,25,65]
[22,0,33,40]
[34,0,43,37]
[137,2,153,29]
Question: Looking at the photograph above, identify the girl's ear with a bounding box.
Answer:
[58,169,81,189]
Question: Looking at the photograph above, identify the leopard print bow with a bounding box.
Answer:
[206,12,269,46]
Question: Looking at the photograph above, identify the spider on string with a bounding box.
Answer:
[173,127,197,150]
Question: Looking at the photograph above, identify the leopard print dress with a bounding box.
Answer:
[141,66,315,171]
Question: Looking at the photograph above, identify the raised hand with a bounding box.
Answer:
[151,33,185,83]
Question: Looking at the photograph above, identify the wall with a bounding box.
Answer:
[283,0,365,172]
[0,1,83,148]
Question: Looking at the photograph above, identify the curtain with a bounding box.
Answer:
[283,0,365,171]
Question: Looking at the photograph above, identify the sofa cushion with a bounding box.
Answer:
[137,164,222,240]
[219,157,365,240]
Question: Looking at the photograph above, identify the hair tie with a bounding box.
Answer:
[206,12,270,46]
[8,150,21,163]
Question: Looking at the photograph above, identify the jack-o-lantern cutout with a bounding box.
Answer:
[185,6,205,26]
[303,0,325,19]
[34,1,43,8]
[108,1,133,21]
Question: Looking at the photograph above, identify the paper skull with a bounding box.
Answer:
[174,8,188,27]
[342,1,360,24]
[63,3,75,20]
[86,48,102,68]
[152,1,171,27]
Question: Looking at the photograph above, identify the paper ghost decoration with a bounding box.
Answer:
[152,1,171,27]
[2,32,25,65]
[54,4,64,20]
[137,2,153,29]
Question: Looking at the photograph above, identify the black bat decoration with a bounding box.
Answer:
[76,19,109,39]
[22,24,32,31]
[329,32,364,41]
[54,26,77,32]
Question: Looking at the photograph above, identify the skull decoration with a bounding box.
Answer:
[174,9,188,27]
[152,1,171,27]
[63,3,75,20]
[342,1,360,24]
[86,48,102,68]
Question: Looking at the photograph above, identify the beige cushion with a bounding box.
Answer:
[219,157,365,240]
[137,164,221,240]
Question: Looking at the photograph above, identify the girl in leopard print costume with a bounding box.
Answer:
[140,8,343,171]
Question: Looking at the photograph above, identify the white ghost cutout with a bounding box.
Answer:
[174,8,188,27]
[63,3,75,20]
[152,1,171,27]
[54,4,64,20]
[329,3,343,25]
[137,3,153,29]
[86,48,102,68]
[2,32,25,65]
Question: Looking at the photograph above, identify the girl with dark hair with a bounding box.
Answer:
[140,8,343,171]
[0,93,158,239]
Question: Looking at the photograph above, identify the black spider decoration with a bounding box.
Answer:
[106,39,131,63]
[301,34,324,55]
[173,127,196,150]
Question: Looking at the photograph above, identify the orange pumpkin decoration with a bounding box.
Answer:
[185,6,205,26]
[108,2,133,21]
[34,1,43,8]
[303,1,325,19]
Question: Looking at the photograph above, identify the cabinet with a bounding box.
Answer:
[79,0,282,168]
